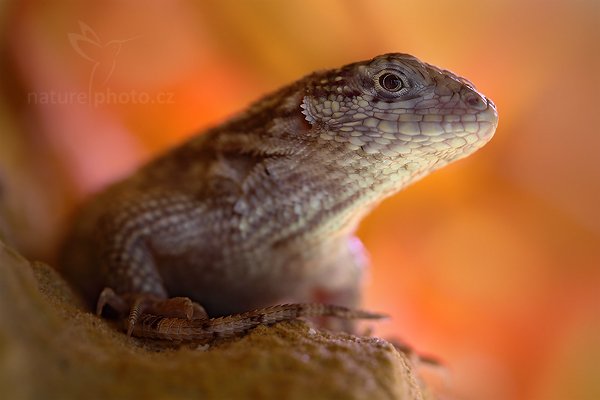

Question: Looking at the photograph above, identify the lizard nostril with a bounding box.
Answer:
[463,92,487,110]
[466,94,481,107]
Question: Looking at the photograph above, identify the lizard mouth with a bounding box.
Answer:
[384,96,498,153]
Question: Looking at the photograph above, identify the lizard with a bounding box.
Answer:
[60,53,498,343]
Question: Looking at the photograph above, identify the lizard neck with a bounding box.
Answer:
[234,134,423,247]
[300,138,423,232]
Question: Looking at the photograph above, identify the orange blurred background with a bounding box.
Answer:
[0,1,599,399]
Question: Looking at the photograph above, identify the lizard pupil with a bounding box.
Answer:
[379,73,403,92]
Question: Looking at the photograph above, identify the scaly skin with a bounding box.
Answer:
[131,303,385,343]
[60,53,498,341]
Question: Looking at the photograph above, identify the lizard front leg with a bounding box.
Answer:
[96,287,209,336]
[92,189,378,340]
[94,190,212,334]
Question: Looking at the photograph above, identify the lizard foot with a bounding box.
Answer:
[387,337,451,395]
[387,336,442,368]
[96,287,209,336]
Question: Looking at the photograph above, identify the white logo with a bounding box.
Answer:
[68,21,141,92]
[27,21,174,106]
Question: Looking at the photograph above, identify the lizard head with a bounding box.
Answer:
[301,53,498,185]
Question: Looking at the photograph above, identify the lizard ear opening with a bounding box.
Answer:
[300,96,317,125]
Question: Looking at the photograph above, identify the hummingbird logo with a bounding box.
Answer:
[68,21,141,93]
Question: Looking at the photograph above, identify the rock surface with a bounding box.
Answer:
[0,240,434,400]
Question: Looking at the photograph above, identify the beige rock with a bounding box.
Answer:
[0,240,435,400]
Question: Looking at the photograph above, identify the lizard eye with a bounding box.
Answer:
[374,70,410,97]
[379,73,403,92]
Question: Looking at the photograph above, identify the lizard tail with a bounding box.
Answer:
[281,303,388,320]
[208,303,388,334]
[132,303,387,342]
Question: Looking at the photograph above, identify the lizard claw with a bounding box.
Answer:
[387,336,442,367]
[95,288,209,337]
[125,296,208,336]
[96,287,128,316]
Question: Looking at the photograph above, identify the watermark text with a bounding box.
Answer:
[28,88,175,106]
